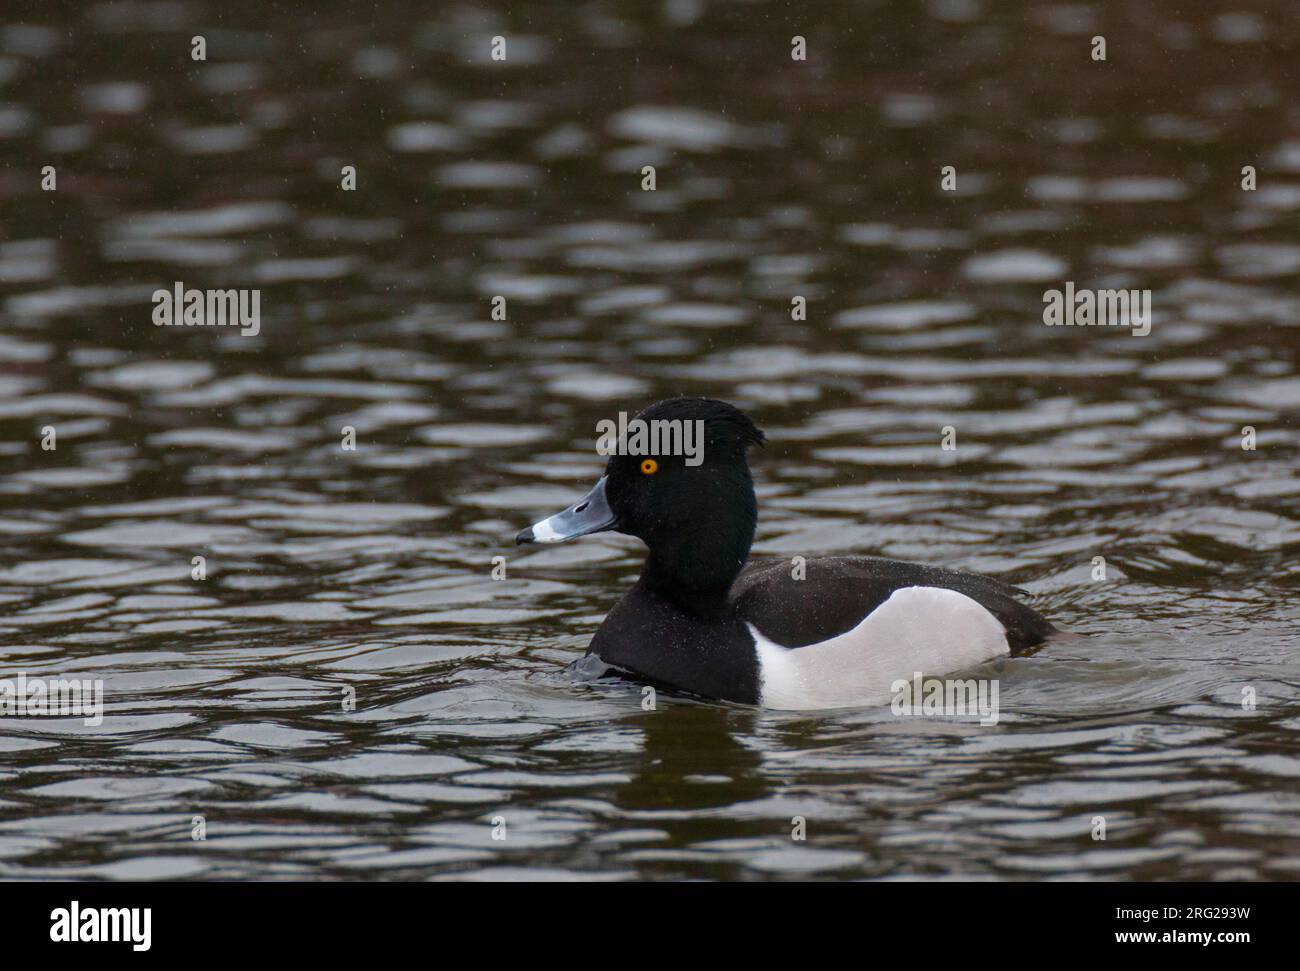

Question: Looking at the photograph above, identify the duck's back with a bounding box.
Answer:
[730,556,1055,654]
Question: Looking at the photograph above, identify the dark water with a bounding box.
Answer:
[1,1,1298,880]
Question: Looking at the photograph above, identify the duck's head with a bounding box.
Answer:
[516,397,766,598]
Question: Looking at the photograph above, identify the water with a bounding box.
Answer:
[1,1,1298,880]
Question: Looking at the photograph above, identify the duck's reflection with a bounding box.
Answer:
[612,691,767,814]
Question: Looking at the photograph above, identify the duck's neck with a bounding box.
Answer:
[639,553,737,621]
[632,462,758,621]
[638,516,754,622]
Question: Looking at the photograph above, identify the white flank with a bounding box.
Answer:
[753,586,1010,710]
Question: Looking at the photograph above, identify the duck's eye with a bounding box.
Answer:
[640,458,659,475]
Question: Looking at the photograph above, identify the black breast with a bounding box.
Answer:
[587,584,762,705]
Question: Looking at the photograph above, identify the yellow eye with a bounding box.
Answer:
[640,458,659,475]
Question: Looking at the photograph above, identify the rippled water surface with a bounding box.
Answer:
[1,1,1298,880]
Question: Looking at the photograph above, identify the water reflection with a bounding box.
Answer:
[0,0,1297,879]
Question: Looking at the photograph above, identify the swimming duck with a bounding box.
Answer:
[516,397,1056,709]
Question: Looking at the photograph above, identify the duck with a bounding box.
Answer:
[515,397,1057,709]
